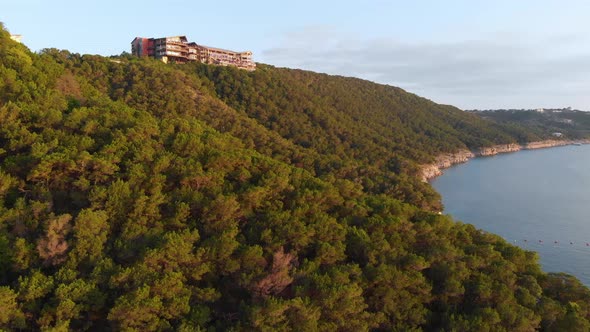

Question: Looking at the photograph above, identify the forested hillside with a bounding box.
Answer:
[1,24,589,331]
[469,108,590,139]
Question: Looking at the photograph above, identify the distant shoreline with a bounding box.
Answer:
[421,139,590,182]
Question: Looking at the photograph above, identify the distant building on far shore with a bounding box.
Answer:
[10,34,22,43]
[131,35,255,71]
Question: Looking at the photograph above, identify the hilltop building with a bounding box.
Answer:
[131,36,255,71]
[10,34,22,43]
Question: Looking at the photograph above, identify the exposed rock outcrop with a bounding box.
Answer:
[420,139,590,181]
[477,143,521,156]
[421,150,474,180]
[524,140,573,149]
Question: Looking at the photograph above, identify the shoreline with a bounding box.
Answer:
[421,139,590,182]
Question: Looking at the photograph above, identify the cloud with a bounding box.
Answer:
[260,26,590,110]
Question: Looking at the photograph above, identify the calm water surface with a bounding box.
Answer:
[431,144,590,286]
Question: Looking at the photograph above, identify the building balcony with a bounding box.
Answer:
[165,39,185,44]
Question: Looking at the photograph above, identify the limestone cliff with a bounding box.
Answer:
[420,139,590,181]
[524,140,573,149]
[421,150,474,180]
[476,143,521,156]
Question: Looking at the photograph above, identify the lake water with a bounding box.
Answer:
[431,144,590,286]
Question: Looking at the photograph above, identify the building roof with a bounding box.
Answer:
[165,36,188,42]
[199,44,250,55]
[131,36,250,54]
[10,34,22,43]
[131,37,149,43]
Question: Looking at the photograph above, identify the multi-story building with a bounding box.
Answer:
[10,34,22,43]
[131,35,255,71]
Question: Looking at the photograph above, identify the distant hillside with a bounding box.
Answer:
[468,108,590,140]
[1,23,589,331]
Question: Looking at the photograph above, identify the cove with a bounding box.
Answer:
[431,144,590,286]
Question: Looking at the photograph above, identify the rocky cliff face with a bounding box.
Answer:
[420,150,474,180]
[419,154,471,182]
[476,143,521,156]
[524,140,572,149]
[420,139,590,181]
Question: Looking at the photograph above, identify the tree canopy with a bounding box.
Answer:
[0,25,589,331]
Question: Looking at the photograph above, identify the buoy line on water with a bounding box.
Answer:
[514,239,590,247]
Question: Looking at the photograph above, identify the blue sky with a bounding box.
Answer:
[3,0,590,110]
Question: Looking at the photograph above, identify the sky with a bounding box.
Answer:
[2,0,590,110]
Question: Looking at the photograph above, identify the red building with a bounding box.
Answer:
[130,37,154,57]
